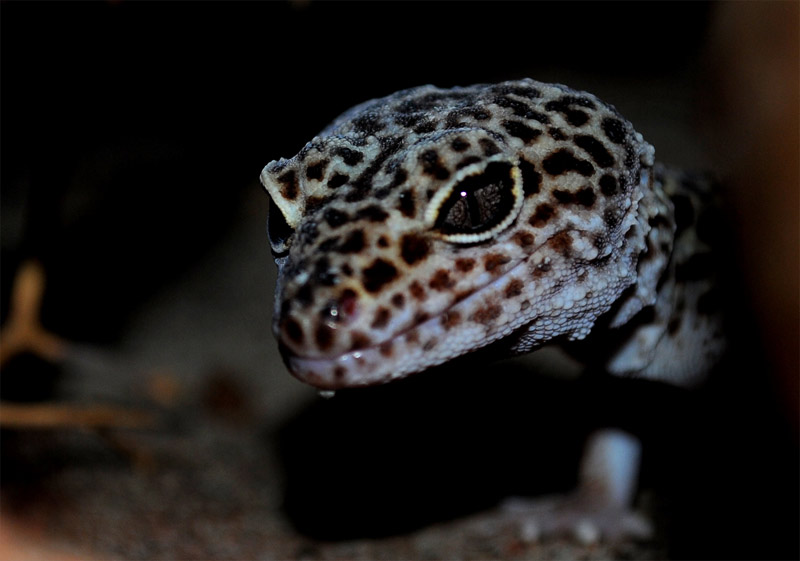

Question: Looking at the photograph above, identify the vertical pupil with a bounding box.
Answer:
[457,189,484,227]
[435,161,515,235]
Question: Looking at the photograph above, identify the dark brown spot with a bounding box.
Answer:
[391,293,405,308]
[532,260,552,277]
[315,323,335,351]
[453,290,471,303]
[390,168,408,188]
[318,236,340,252]
[469,107,492,120]
[414,312,431,324]
[553,189,573,204]
[498,83,542,99]
[574,135,614,168]
[529,203,556,227]
[305,195,328,215]
[501,119,541,144]
[332,147,364,166]
[296,284,313,306]
[283,318,304,345]
[601,117,627,144]
[599,174,618,195]
[576,187,597,207]
[441,310,462,330]
[429,269,455,290]
[398,189,416,218]
[362,259,399,293]
[338,230,365,254]
[419,149,450,180]
[667,317,681,335]
[341,264,354,276]
[455,258,476,272]
[324,208,349,228]
[444,111,466,129]
[519,159,541,196]
[371,307,391,329]
[352,114,385,134]
[350,331,370,351]
[484,253,511,273]
[406,331,420,345]
[548,232,573,257]
[306,160,329,181]
[493,95,550,123]
[327,173,349,189]
[277,170,299,200]
[512,231,535,247]
[531,261,553,277]
[543,149,594,177]
[479,138,501,156]
[456,156,482,170]
[451,137,470,152]
[356,205,390,222]
[334,366,346,379]
[471,303,502,325]
[504,279,524,298]
[413,120,437,134]
[545,96,596,127]
[377,236,390,248]
[548,127,567,140]
[401,234,431,265]
[409,281,426,300]
[379,341,394,357]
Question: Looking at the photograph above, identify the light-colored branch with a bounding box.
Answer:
[0,402,157,429]
[0,260,67,367]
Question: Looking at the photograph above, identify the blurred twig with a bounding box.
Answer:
[0,260,66,367]
[0,402,157,429]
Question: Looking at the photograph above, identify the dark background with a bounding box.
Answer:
[1,2,713,343]
[1,2,797,560]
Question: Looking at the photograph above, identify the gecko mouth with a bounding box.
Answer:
[280,254,535,390]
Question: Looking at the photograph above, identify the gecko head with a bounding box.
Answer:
[261,79,655,390]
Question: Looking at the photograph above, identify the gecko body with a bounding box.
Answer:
[261,79,725,540]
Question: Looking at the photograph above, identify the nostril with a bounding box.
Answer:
[319,288,359,324]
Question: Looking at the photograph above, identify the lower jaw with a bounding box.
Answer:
[279,340,424,390]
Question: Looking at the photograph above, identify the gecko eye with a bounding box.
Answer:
[267,197,294,256]
[431,160,523,244]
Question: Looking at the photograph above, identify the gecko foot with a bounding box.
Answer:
[500,493,654,545]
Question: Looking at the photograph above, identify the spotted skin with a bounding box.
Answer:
[262,79,723,391]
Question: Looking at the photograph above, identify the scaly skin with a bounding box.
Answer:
[262,79,723,390]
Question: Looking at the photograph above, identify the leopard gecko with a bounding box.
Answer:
[260,78,725,542]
